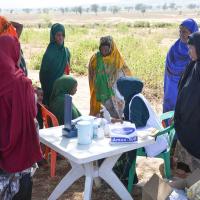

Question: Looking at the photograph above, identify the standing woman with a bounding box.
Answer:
[40,23,71,106]
[88,35,132,118]
[174,32,200,173]
[163,19,198,112]
[0,35,42,199]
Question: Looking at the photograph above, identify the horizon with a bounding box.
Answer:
[0,0,199,9]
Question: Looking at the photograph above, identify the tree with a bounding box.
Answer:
[135,3,145,11]
[91,4,99,15]
[0,8,2,13]
[110,6,120,14]
[169,3,176,10]
[162,3,168,10]
[141,9,146,14]
[23,8,31,14]
[187,4,197,9]
[101,6,107,12]
[124,6,133,12]
[85,8,90,13]
[135,4,149,13]
[43,8,49,14]
[77,6,82,15]
[60,8,65,14]
[64,7,69,13]
[71,7,78,14]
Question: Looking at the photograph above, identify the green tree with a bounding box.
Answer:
[77,6,82,15]
[64,7,69,13]
[169,3,176,10]
[162,3,168,10]
[101,6,107,12]
[187,4,197,9]
[23,8,31,14]
[110,6,120,14]
[60,8,65,14]
[91,4,99,15]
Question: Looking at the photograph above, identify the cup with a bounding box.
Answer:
[77,120,92,145]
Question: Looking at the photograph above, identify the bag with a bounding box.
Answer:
[142,174,172,200]
[144,135,169,157]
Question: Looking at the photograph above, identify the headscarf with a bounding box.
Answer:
[117,77,143,120]
[39,23,70,106]
[188,32,200,60]
[166,18,198,76]
[0,16,17,38]
[49,75,81,124]
[0,35,42,173]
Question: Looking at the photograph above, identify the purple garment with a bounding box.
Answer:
[163,19,199,112]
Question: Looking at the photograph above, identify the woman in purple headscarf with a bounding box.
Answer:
[163,19,199,112]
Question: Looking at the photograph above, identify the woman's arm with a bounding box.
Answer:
[129,96,149,127]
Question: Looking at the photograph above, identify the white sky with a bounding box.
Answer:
[0,0,121,9]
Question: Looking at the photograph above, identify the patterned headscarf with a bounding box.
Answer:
[0,16,17,38]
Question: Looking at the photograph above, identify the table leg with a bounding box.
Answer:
[48,161,84,200]
[83,162,94,200]
[99,154,133,200]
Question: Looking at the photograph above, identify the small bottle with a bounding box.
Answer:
[97,118,105,139]
[104,123,111,138]
[102,106,111,123]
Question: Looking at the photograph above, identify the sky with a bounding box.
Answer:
[0,0,199,9]
[0,0,121,9]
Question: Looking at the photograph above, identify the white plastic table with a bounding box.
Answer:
[39,126,154,200]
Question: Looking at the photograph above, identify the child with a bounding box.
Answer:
[49,75,81,125]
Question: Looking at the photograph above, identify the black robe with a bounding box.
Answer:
[175,60,200,159]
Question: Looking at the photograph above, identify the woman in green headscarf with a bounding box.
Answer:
[49,75,81,125]
[40,23,71,106]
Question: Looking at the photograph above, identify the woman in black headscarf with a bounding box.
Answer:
[174,31,200,172]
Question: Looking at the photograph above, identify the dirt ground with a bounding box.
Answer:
[29,70,166,200]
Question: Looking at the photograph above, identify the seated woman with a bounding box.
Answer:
[49,75,81,125]
[115,77,168,186]
[88,35,132,119]
[117,76,162,129]
[174,31,200,174]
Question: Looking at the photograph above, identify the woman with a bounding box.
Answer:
[88,35,132,119]
[174,31,200,173]
[115,77,167,186]
[0,35,42,199]
[40,23,71,106]
[117,77,162,130]
[163,18,198,112]
[49,75,81,125]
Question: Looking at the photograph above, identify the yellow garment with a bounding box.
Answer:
[0,16,17,38]
[88,39,132,116]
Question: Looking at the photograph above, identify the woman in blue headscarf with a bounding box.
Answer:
[163,19,198,112]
